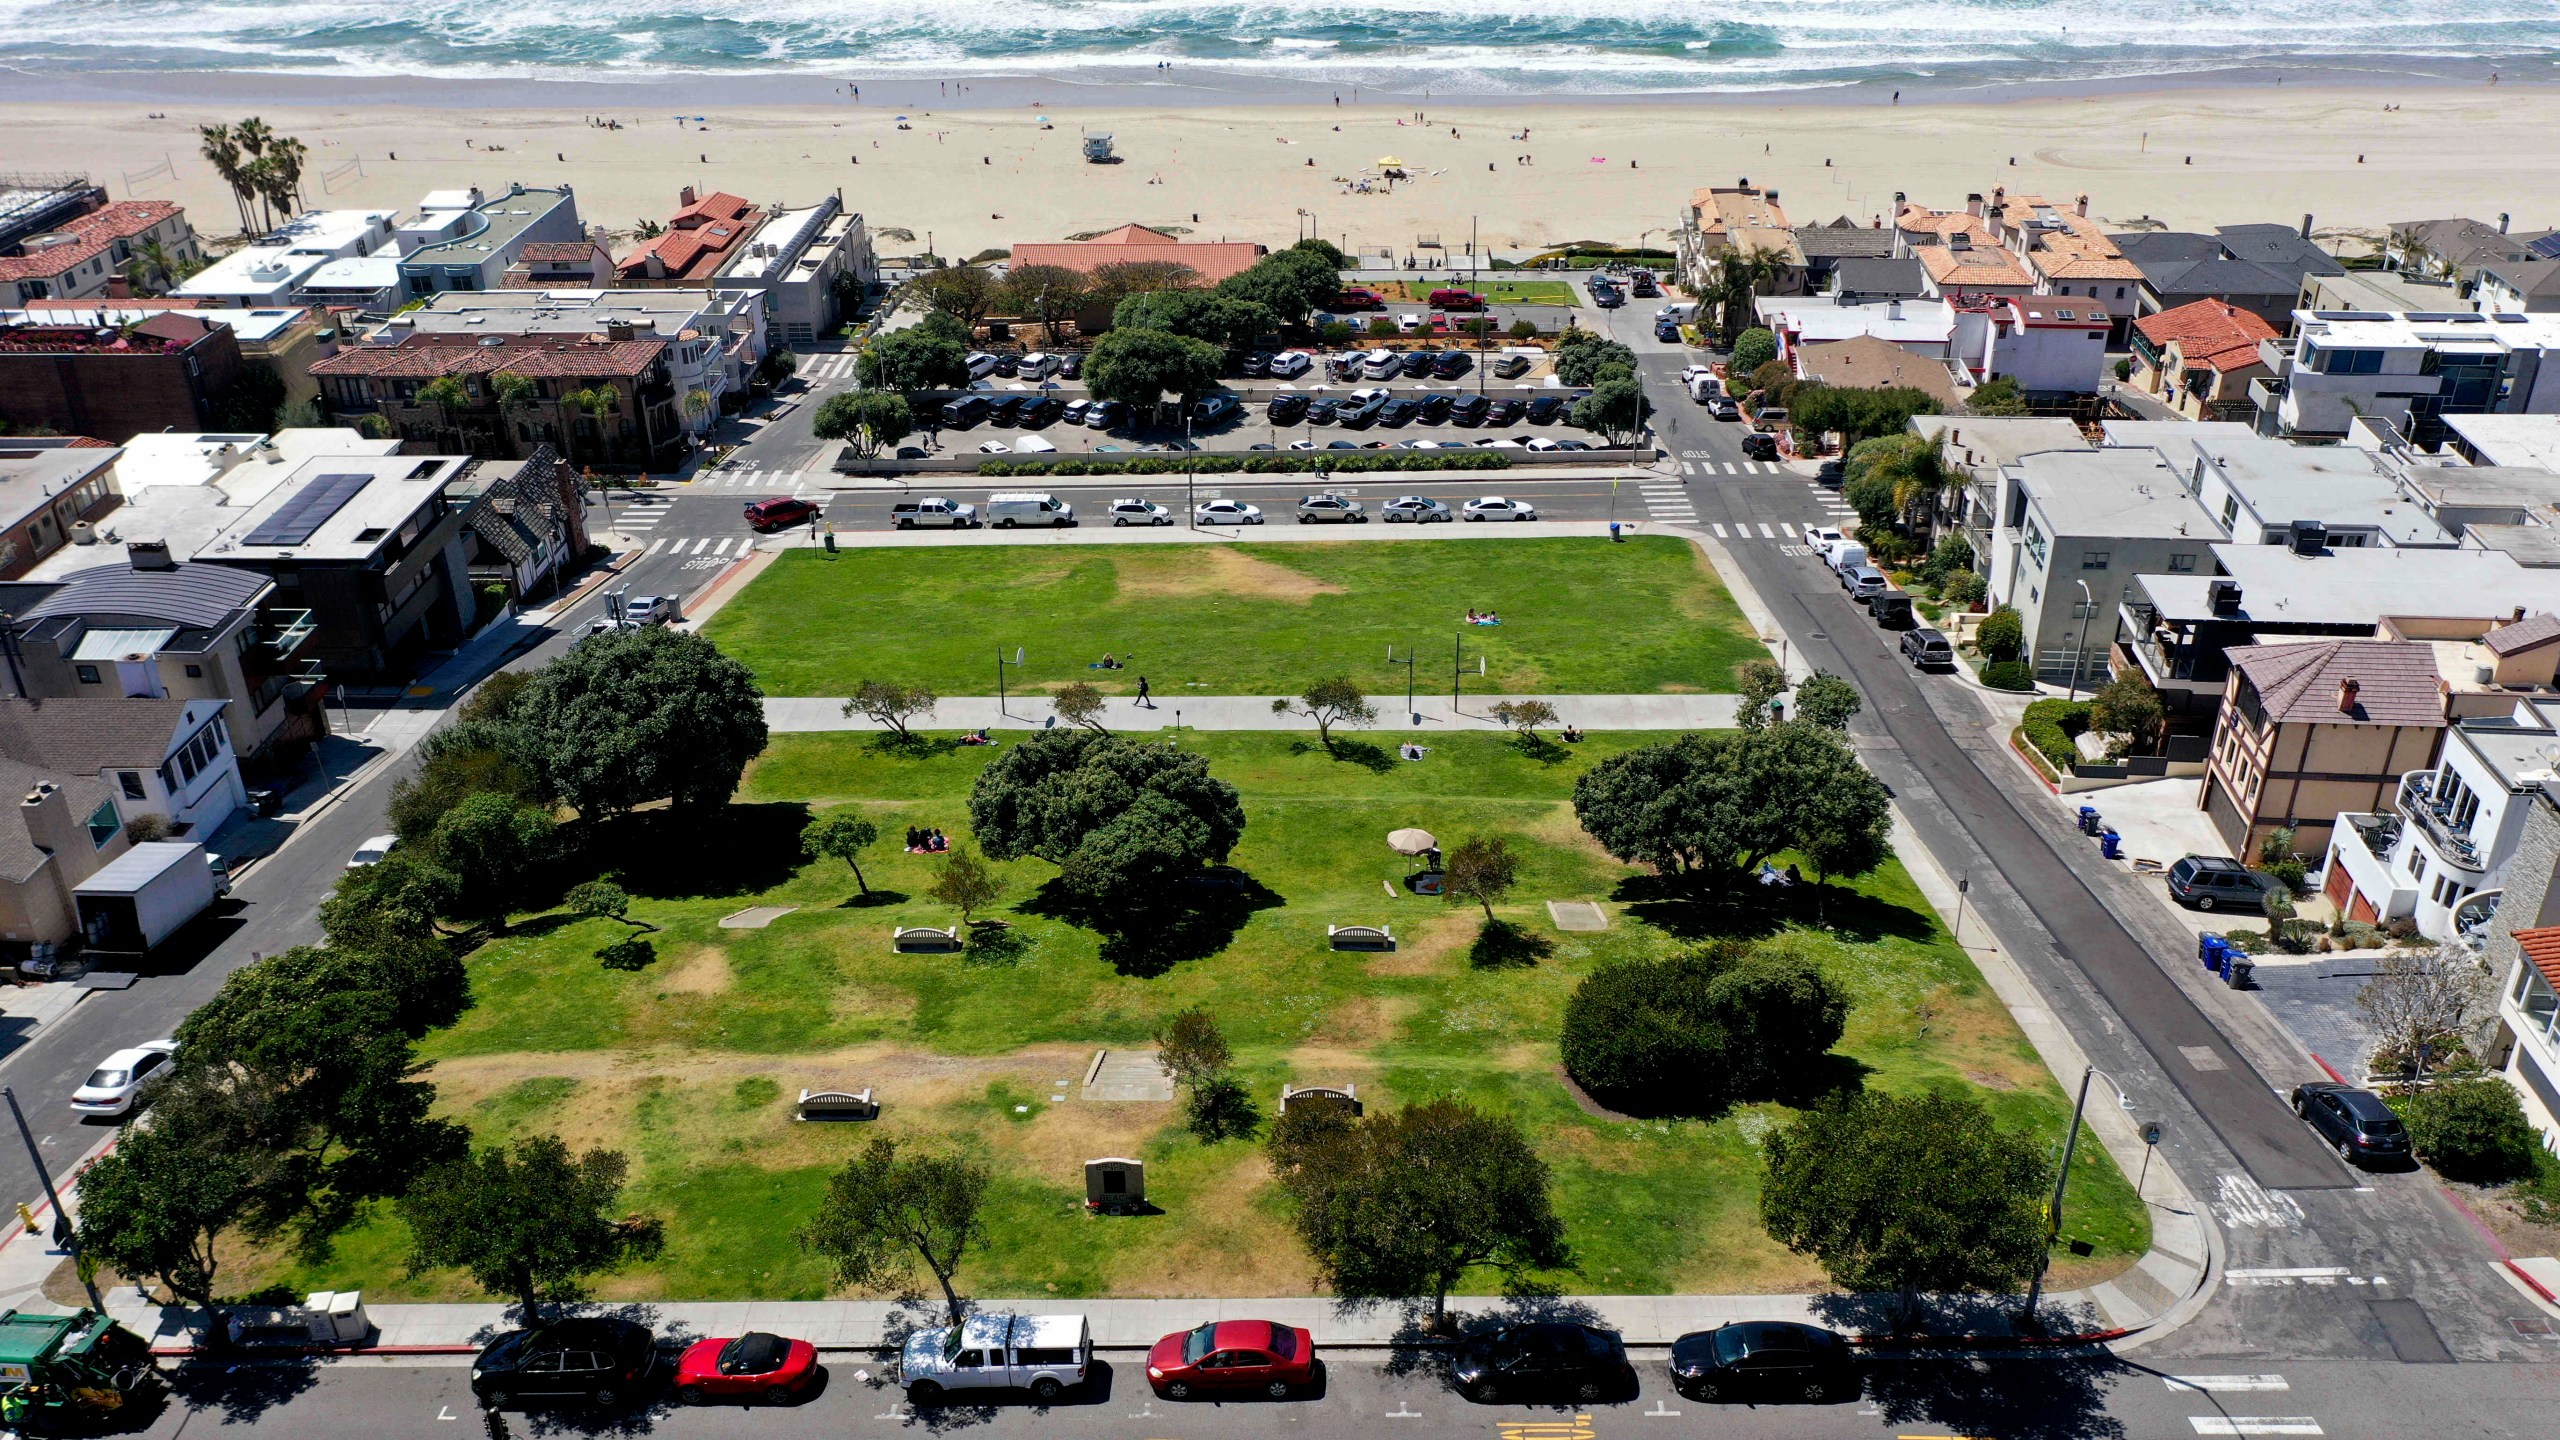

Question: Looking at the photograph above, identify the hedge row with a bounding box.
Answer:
[1981,660,2038,692]
[975,452,1511,477]
[2020,698,2093,770]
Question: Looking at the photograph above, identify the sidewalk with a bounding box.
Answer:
[768,693,1742,734]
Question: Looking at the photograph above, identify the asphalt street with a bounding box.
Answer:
[110,1350,2560,1440]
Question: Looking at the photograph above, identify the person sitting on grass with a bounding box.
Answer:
[904,826,924,852]
[1561,725,1584,743]
[929,829,950,853]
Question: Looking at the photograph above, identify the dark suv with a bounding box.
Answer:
[2291,1082,2413,1167]
[2166,855,2275,912]
[1451,1323,1629,1405]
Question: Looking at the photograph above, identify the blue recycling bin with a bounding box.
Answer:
[2099,828,2122,860]
[2076,805,2102,835]
[2199,933,2228,971]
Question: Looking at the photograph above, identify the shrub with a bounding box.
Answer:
[1730,328,1777,376]
[1943,570,1988,607]
[2019,698,2092,770]
[2267,858,2307,892]
[2392,1079,2541,1184]
[1982,660,2037,692]
[1560,943,1848,1117]
[1976,605,2024,663]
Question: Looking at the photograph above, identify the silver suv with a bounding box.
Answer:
[1295,493,1368,524]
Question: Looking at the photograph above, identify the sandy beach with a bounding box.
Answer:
[8,87,2559,263]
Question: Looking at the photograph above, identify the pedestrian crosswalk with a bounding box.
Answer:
[606,495,675,529]
[1687,460,1786,476]
[798,352,860,384]
[1700,521,1816,544]
[694,466,812,491]
[1636,481,1694,522]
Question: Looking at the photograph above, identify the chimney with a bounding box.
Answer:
[680,185,698,207]
[2499,213,2511,234]
[1966,193,1984,217]
[644,252,666,281]
[126,539,175,571]
[1888,299,1904,320]
[2512,605,2529,623]
[1993,185,2007,205]
[2336,677,2360,714]
[2300,212,2313,239]
[1986,205,2005,241]
[2075,193,2089,218]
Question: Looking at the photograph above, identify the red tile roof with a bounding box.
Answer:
[2517,927,2560,991]
[309,333,665,380]
[0,200,184,283]
[2229,639,2445,727]
[671,191,754,227]
[1010,223,1268,286]
[2136,299,2281,374]
[518,241,605,263]
[2487,612,2560,656]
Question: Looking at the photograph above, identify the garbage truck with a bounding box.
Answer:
[0,1309,162,1432]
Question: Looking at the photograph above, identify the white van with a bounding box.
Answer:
[1360,347,1401,379]
[1824,539,1869,576]
[986,492,1076,528]
[1657,302,1700,323]
[902,1313,1091,1405]
[1017,352,1060,378]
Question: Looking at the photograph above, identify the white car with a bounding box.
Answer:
[624,594,676,626]
[1523,437,1565,452]
[1381,495,1453,523]
[1108,498,1173,526]
[977,440,1013,454]
[348,834,397,868]
[1463,496,1539,522]
[1287,438,1320,451]
[1803,524,1845,552]
[1267,351,1314,378]
[1194,500,1265,525]
[964,351,1000,379]
[1014,435,1058,454]
[1017,352,1060,378]
[72,1040,177,1117]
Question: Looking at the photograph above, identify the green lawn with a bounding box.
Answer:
[230,731,2146,1304]
[701,537,1763,697]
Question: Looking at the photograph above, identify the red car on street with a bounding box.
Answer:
[674,1332,821,1406]
[1145,1319,1318,1400]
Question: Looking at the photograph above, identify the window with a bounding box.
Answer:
[2222,496,2240,526]
[2312,345,2385,375]
[2168,553,2197,572]
[84,799,117,849]
[74,664,99,685]
[183,663,202,678]
[2024,518,2049,567]
[2082,550,2110,570]
[2409,851,2428,885]
[118,770,146,800]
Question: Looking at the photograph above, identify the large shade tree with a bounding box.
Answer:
[504,627,769,820]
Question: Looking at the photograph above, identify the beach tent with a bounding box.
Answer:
[1375,155,1406,168]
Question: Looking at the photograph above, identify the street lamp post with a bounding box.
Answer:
[2068,578,2098,702]
[995,645,1024,720]
[1387,642,1419,724]
[5,1087,103,1312]
[2022,1064,2129,1327]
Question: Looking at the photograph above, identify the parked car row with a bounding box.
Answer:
[1192,494,1538,526]
[963,351,1085,381]
[1279,388,1579,430]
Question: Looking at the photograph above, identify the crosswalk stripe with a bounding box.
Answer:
[2187,1420,2320,1436]
[712,538,734,557]
[645,537,666,555]
[1758,523,1777,538]
[2166,1377,2290,1393]
[1710,523,1728,538]
[1723,462,1738,475]
[690,537,711,555]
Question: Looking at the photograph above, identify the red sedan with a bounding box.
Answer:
[1145,1319,1317,1400]
[675,1332,820,1406]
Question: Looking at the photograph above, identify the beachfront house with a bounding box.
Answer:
[2129,301,2284,423]
[1675,183,1803,295]
[0,201,200,306]
[398,185,585,298]
[619,188,763,288]
[2252,309,2560,444]
[716,194,874,345]
[2113,222,2344,334]
[1009,224,1269,335]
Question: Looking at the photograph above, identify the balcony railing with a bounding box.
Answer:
[2343,810,2400,864]
[2397,771,2484,871]
[255,608,317,659]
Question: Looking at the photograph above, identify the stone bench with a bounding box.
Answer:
[798,1087,879,1121]
[1328,923,1395,951]
[893,926,963,953]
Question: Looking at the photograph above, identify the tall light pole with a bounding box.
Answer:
[995,645,1024,720]
[5,1087,103,1312]
[2068,577,2098,702]
[2022,1064,2127,1327]
[1387,642,1419,724]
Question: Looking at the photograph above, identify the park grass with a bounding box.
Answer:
[223,731,2148,1303]
[698,537,1762,698]
[1375,279,1579,308]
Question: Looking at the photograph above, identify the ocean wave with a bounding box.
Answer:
[3,0,2556,91]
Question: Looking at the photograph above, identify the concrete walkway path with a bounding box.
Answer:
[766,693,1740,734]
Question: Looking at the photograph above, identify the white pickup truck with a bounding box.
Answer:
[891,497,980,529]
[901,1314,1091,1405]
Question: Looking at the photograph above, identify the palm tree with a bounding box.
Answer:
[130,238,183,296]
[197,124,251,235]
[489,370,537,455]
[565,386,625,466]
[680,387,713,439]
[264,136,309,216]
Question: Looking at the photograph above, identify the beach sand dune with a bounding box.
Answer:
[10,89,2558,261]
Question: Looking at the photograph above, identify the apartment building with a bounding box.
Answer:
[0,442,119,579]
[0,201,199,306]
[717,195,873,345]
[2255,309,2560,444]
[175,208,400,307]
[0,312,247,441]
[311,332,685,472]
[397,185,584,298]
[2198,638,2446,861]
[360,287,765,433]
[1988,447,2226,691]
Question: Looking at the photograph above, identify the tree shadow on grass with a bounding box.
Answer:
[871,731,972,759]
[589,802,813,900]
[1022,867,1285,978]
[1510,732,1572,766]
[1469,918,1554,968]
[839,889,912,909]
[962,922,1032,968]
[1613,871,1793,943]
[1288,736,1398,774]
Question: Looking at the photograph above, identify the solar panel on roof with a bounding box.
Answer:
[2529,234,2560,261]
[244,472,372,547]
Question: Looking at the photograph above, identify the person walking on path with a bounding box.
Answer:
[1136,676,1154,708]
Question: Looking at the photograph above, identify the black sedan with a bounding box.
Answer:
[2291,1082,2413,1167]
[471,1318,658,1409]
[1670,1322,1857,1403]
[1451,1322,1629,1405]
[1525,395,1566,424]
[1418,393,1454,423]
[1268,393,1310,424]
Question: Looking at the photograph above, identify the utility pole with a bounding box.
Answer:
[995,645,1024,720]
[5,1087,103,1312]
[1387,643,1419,724]
[2022,1065,2096,1327]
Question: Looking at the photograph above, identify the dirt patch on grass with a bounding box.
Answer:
[1965,1069,2020,1091]
[1304,994,1416,1050]
[1104,1150,1318,1296]
[1366,912,1473,975]
[1555,1064,1644,1122]
[1111,548,1344,606]
[658,946,734,996]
